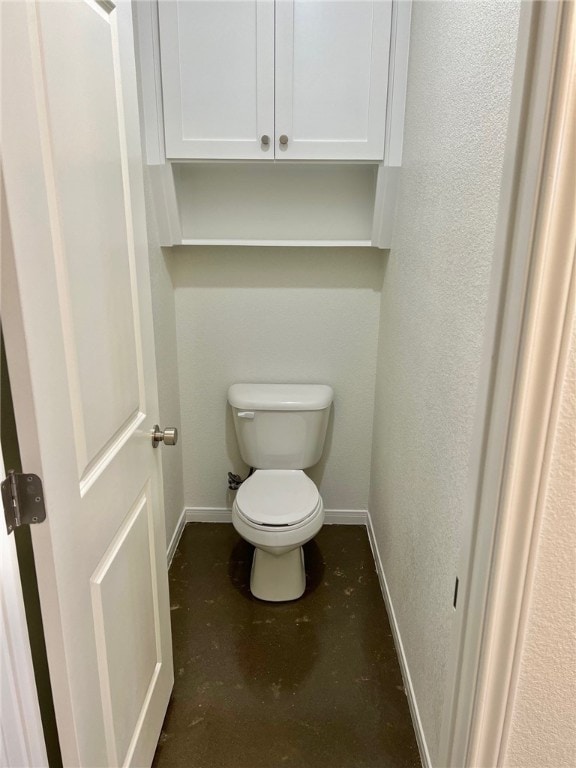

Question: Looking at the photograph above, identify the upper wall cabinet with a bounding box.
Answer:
[158,0,392,161]
[135,0,411,247]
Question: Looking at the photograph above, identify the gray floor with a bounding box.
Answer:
[152,523,421,768]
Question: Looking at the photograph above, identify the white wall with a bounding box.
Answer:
[369,1,521,762]
[171,246,383,513]
[143,170,184,547]
[503,317,576,767]
[134,13,185,550]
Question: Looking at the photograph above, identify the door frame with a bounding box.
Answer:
[1,175,49,768]
[438,1,575,765]
[0,456,48,768]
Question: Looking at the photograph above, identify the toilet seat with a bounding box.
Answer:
[235,470,320,527]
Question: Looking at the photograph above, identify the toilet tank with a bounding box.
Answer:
[228,383,333,469]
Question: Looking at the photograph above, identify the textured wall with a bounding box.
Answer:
[143,170,184,547]
[171,246,383,512]
[369,1,520,762]
[503,318,576,767]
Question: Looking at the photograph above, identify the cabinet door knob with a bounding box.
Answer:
[279,134,289,146]
[260,134,270,146]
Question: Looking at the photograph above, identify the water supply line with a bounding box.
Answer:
[227,467,255,491]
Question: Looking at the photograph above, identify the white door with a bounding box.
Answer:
[275,0,392,160]
[1,2,173,767]
[159,0,275,159]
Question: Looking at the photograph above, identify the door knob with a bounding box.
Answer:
[152,425,178,448]
[279,134,289,146]
[261,134,270,146]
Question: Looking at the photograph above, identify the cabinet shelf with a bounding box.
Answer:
[179,240,373,248]
[174,162,377,245]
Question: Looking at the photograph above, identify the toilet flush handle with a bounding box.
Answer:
[237,411,255,420]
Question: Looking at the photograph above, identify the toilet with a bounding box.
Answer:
[228,383,333,602]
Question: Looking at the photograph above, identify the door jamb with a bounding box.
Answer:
[1,174,49,768]
[0,455,49,768]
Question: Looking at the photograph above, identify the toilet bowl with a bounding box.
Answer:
[228,383,333,602]
[232,470,325,601]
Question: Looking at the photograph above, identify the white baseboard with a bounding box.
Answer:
[166,507,187,568]
[324,509,368,525]
[185,507,232,523]
[184,507,368,525]
[366,510,432,768]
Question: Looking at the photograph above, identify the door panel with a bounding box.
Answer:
[159,0,275,159]
[37,1,142,476]
[91,489,160,766]
[1,1,173,766]
[275,0,392,160]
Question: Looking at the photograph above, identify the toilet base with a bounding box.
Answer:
[250,546,306,602]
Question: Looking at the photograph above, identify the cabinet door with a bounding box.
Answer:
[159,0,274,159]
[275,0,392,160]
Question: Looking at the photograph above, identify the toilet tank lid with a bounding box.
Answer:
[228,383,333,411]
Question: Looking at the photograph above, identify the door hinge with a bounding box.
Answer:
[1,470,46,535]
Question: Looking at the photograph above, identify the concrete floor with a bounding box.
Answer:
[152,523,421,768]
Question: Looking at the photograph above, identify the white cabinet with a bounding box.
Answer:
[136,0,411,247]
[158,0,392,161]
[159,0,274,160]
[275,0,391,160]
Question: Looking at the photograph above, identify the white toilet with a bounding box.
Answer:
[228,383,333,602]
